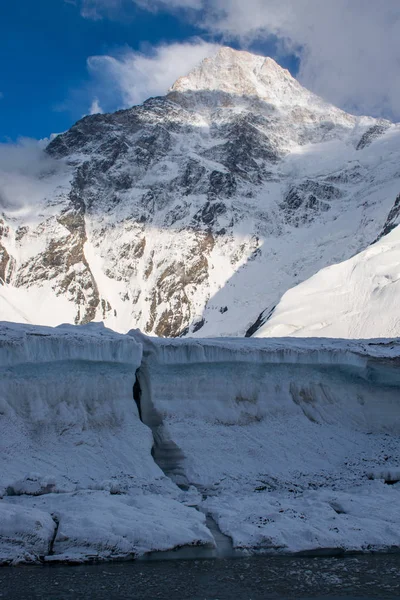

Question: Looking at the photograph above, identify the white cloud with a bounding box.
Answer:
[76,0,201,20]
[89,98,103,114]
[87,40,220,108]
[0,139,62,210]
[135,0,203,9]
[76,0,122,20]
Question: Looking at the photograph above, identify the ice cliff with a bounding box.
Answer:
[132,332,400,554]
[1,322,400,563]
[0,322,214,564]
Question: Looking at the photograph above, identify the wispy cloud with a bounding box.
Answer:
[0,138,63,210]
[135,0,203,10]
[89,98,103,114]
[87,40,220,109]
[74,0,201,20]
[68,0,126,20]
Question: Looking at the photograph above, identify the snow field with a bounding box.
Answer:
[256,224,400,339]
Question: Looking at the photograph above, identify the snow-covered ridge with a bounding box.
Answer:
[171,47,347,116]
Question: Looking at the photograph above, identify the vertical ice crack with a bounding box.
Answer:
[133,366,237,558]
[48,514,60,556]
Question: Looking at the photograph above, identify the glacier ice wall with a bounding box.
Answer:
[133,332,400,435]
[1,323,400,561]
[0,322,217,564]
[131,332,400,554]
[0,322,162,494]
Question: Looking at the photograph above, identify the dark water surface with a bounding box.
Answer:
[1,554,400,600]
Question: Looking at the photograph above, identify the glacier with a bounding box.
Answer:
[1,321,400,563]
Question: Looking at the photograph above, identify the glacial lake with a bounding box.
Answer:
[1,553,400,599]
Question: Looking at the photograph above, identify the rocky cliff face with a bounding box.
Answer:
[1,47,400,336]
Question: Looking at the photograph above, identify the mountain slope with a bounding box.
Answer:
[255,222,400,339]
[0,47,399,337]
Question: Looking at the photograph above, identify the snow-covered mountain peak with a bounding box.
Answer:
[1,44,398,339]
[171,47,335,112]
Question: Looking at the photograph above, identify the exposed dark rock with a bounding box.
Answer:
[0,242,10,284]
[208,170,237,198]
[356,123,389,151]
[146,233,214,337]
[0,219,11,284]
[281,180,340,226]
[193,201,227,227]
[14,186,100,325]
[374,193,400,242]
[245,305,276,337]
[179,160,207,195]
[192,318,205,333]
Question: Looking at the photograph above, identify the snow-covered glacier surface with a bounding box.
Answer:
[1,323,400,564]
[133,332,400,554]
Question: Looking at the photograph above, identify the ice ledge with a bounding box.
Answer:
[130,328,400,365]
[0,321,142,367]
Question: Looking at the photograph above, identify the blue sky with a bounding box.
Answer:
[0,0,399,142]
[0,1,196,140]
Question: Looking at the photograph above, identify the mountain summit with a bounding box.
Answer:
[172,47,322,108]
[0,48,398,338]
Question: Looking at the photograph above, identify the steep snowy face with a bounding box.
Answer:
[255,223,400,339]
[0,47,398,337]
[171,47,310,103]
